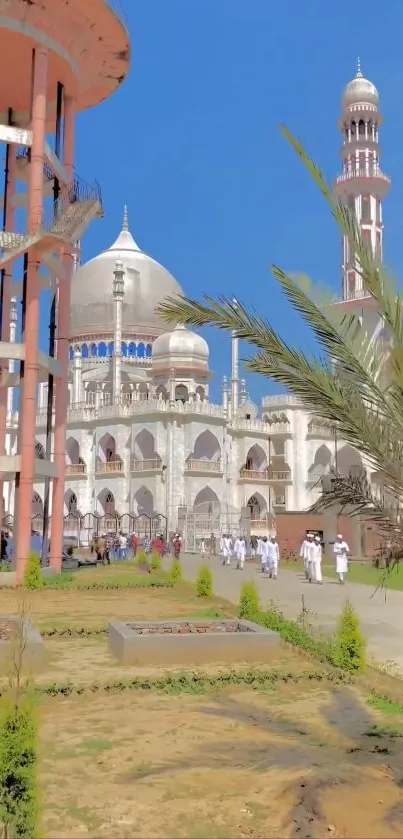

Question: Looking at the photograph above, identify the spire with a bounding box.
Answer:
[108,204,140,253]
[122,204,129,232]
[356,56,362,78]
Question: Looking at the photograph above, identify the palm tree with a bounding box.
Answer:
[157,126,403,559]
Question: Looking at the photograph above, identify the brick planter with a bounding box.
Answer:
[108,619,281,666]
[0,616,44,671]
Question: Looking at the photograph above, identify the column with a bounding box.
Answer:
[222,375,228,416]
[112,259,124,402]
[49,93,75,571]
[0,145,16,526]
[73,348,82,405]
[231,331,239,414]
[15,46,48,584]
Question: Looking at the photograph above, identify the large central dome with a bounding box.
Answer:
[70,207,183,339]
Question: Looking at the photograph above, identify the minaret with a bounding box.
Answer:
[73,348,82,405]
[222,375,229,415]
[334,60,390,302]
[240,378,247,406]
[112,258,125,402]
[231,298,240,414]
[7,297,17,416]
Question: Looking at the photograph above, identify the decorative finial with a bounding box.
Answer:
[356,56,362,78]
[122,204,129,232]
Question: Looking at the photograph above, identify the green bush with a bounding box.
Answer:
[150,552,162,572]
[23,553,44,591]
[169,557,183,582]
[135,550,148,566]
[331,600,367,673]
[196,564,213,598]
[0,696,38,838]
[238,581,260,621]
[258,602,334,663]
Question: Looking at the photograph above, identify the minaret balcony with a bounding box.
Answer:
[185,458,223,475]
[131,457,163,475]
[334,167,390,198]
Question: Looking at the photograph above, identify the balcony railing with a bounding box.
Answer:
[186,458,223,473]
[336,167,391,186]
[269,470,291,481]
[131,458,162,473]
[307,424,334,438]
[265,422,291,434]
[239,468,270,482]
[65,463,86,476]
[250,517,272,531]
[96,460,123,474]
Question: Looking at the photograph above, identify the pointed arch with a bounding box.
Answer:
[98,433,116,463]
[133,485,154,517]
[35,440,45,460]
[66,436,80,465]
[308,444,332,481]
[193,430,221,462]
[247,492,267,520]
[336,444,364,477]
[98,488,115,515]
[245,443,267,470]
[32,492,43,517]
[175,384,188,403]
[193,486,220,514]
[64,489,78,515]
[133,429,157,460]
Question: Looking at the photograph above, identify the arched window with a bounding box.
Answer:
[137,342,145,358]
[98,342,107,358]
[81,344,89,359]
[35,441,45,459]
[145,344,152,358]
[122,342,128,357]
[128,342,136,357]
[68,492,78,514]
[69,346,74,361]
[91,343,97,357]
[108,342,114,357]
[105,491,115,515]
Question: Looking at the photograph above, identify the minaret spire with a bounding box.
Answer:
[334,63,390,303]
[122,204,129,232]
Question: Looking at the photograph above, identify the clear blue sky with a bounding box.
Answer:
[71,0,402,404]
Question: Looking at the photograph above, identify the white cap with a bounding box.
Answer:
[314,535,321,542]
[337,533,343,539]
[307,532,314,538]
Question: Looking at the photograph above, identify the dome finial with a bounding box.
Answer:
[122,204,129,232]
[356,56,362,78]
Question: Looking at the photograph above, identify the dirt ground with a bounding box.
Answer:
[39,680,403,839]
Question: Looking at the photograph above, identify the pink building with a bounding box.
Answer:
[0,0,130,582]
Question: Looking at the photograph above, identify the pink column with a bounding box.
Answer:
[0,145,16,525]
[15,46,48,585]
[49,94,75,571]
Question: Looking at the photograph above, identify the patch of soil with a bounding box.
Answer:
[0,618,16,641]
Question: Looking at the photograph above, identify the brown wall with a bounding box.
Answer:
[274,512,382,558]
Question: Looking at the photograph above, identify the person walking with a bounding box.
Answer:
[333,533,350,584]
[222,534,232,566]
[261,536,269,573]
[250,535,258,558]
[236,536,246,570]
[267,535,280,579]
[313,535,323,584]
[300,532,315,580]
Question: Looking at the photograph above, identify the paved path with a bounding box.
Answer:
[171,554,403,670]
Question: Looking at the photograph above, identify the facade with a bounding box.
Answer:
[0,0,130,579]
[2,61,387,550]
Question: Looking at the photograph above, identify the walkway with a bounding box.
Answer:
[174,554,403,671]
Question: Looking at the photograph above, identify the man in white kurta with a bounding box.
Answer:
[300,533,315,580]
[260,537,269,572]
[313,535,323,584]
[236,537,246,570]
[267,536,280,579]
[222,535,232,566]
[333,534,350,584]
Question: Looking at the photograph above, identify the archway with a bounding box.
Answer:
[98,489,115,516]
[32,492,43,517]
[133,429,156,461]
[245,444,267,471]
[336,444,364,477]
[66,436,80,465]
[247,493,267,520]
[64,489,78,515]
[155,385,168,401]
[193,430,221,462]
[98,433,116,463]
[35,440,45,460]
[133,486,154,517]
[196,385,205,401]
[175,384,188,404]
[193,487,220,515]
[308,444,332,482]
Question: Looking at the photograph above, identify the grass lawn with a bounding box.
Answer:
[281,556,403,590]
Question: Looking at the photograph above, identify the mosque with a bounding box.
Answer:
[3,61,387,549]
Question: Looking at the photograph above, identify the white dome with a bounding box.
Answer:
[152,323,209,371]
[70,206,183,338]
[342,62,379,109]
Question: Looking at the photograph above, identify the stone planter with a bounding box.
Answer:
[108,618,281,666]
[0,616,44,671]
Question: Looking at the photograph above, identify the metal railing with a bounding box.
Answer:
[131,458,162,472]
[186,458,222,473]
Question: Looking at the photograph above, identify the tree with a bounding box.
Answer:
[157,126,403,563]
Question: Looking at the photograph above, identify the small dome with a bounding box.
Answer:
[342,60,379,109]
[152,324,209,371]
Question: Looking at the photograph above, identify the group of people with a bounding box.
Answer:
[90,530,179,565]
[218,533,280,578]
[299,532,350,584]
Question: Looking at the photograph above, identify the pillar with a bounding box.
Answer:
[73,348,82,405]
[7,297,18,417]
[15,46,48,584]
[49,93,75,571]
[112,259,124,402]
[222,375,228,416]
[0,145,16,525]
[231,332,239,414]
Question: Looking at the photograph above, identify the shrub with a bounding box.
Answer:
[238,581,260,621]
[135,550,148,566]
[169,557,183,582]
[23,553,44,590]
[150,552,162,572]
[331,600,367,673]
[196,564,213,598]
[0,696,38,839]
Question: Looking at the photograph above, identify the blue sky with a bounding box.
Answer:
[71,0,403,404]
